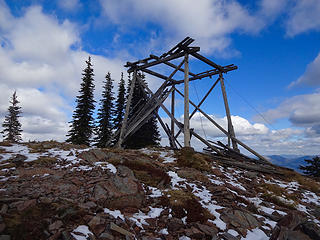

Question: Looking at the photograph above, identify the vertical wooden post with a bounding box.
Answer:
[219,72,239,152]
[116,70,137,148]
[170,87,175,147]
[184,53,190,147]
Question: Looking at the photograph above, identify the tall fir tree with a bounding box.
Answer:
[1,91,23,143]
[112,72,126,144]
[95,72,114,147]
[124,72,161,149]
[66,56,95,146]
[299,156,320,177]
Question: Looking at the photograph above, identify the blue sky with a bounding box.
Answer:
[0,0,320,156]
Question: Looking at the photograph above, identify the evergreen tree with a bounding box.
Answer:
[124,72,161,149]
[66,56,95,146]
[1,91,23,142]
[112,72,126,144]
[95,72,114,147]
[299,156,320,177]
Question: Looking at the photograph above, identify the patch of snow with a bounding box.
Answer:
[160,151,176,163]
[42,173,50,177]
[302,191,320,206]
[263,218,277,229]
[71,165,93,171]
[227,180,246,191]
[182,216,187,224]
[248,197,286,216]
[130,207,164,229]
[179,236,191,240]
[228,229,239,236]
[241,228,268,240]
[106,163,117,174]
[187,182,226,230]
[208,175,224,185]
[168,171,186,188]
[159,228,169,235]
[71,225,93,240]
[148,186,162,198]
[104,208,125,221]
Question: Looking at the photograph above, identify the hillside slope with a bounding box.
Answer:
[0,141,319,240]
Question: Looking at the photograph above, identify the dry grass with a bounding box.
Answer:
[176,147,212,172]
[257,183,301,209]
[261,193,297,210]
[0,163,15,170]
[29,156,58,167]
[27,141,87,153]
[281,170,320,193]
[0,142,13,147]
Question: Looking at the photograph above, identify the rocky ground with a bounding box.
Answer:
[0,141,319,240]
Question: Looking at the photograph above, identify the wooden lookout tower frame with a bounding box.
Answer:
[113,37,266,161]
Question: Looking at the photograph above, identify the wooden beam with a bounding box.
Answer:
[171,87,175,148]
[191,52,224,71]
[124,86,173,140]
[169,65,237,85]
[219,73,239,152]
[174,77,219,140]
[127,47,199,73]
[116,70,137,148]
[184,53,190,147]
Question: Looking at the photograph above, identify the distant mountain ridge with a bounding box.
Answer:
[267,155,316,173]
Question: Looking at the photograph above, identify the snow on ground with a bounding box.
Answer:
[241,228,268,240]
[168,171,186,189]
[160,151,176,163]
[71,225,93,240]
[130,207,164,229]
[148,186,162,198]
[140,148,176,164]
[301,191,320,205]
[104,208,125,221]
[187,182,226,230]
[158,228,169,235]
[94,162,117,174]
[228,229,239,236]
[248,197,286,216]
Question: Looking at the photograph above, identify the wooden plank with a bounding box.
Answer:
[116,70,137,148]
[124,87,173,139]
[127,47,199,73]
[219,73,239,152]
[184,53,190,147]
[191,130,223,155]
[169,65,237,85]
[191,52,224,71]
[174,77,219,140]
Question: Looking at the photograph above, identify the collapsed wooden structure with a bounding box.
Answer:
[111,37,267,162]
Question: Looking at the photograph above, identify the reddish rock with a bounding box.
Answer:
[168,218,184,232]
[184,226,205,239]
[88,216,106,236]
[17,199,37,212]
[49,220,63,232]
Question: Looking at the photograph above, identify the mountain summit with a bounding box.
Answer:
[0,141,319,239]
